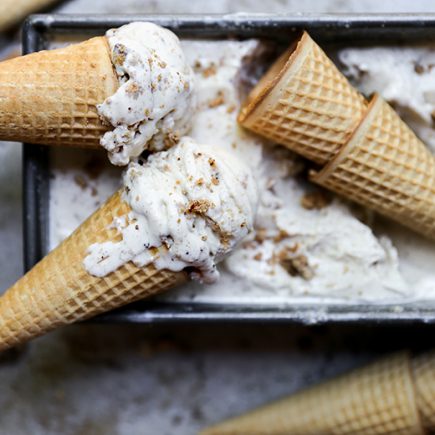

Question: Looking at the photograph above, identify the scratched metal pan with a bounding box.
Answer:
[21,13,435,324]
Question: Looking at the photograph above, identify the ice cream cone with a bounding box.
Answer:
[201,353,423,435]
[0,36,118,147]
[0,0,57,31]
[412,352,435,431]
[311,94,435,240]
[0,190,186,352]
[238,31,367,165]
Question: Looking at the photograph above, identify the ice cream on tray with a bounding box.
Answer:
[1,21,434,329]
[165,38,413,303]
[50,34,427,305]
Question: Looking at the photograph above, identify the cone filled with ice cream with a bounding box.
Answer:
[238,31,368,166]
[201,352,424,435]
[0,22,195,165]
[0,137,258,351]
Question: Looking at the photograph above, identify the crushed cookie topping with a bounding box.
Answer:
[208,91,225,108]
[202,63,217,78]
[186,199,212,215]
[300,191,331,210]
[279,253,314,281]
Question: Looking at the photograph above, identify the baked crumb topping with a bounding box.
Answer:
[300,191,331,210]
[279,252,314,280]
[186,199,212,215]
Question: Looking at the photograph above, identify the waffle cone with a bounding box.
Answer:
[0,0,56,31]
[0,36,118,147]
[238,31,367,165]
[412,352,435,430]
[311,94,435,240]
[0,191,186,351]
[201,353,423,435]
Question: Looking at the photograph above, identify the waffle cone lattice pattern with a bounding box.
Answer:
[412,352,435,431]
[238,31,367,165]
[0,36,118,147]
[312,94,435,240]
[0,191,185,351]
[202,353,423,435]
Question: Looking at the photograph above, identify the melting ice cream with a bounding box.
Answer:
[50,36,435,304]
[83,137,258,283]
[98,22,195,166]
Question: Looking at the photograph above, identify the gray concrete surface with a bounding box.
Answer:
[2,1,435,434]
[1,323,434,435]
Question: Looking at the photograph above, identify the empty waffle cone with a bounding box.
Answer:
[0,0,57,31]
[412,352,435,431]
[0,36,118,147]
[238,31,367,165]
[311,94,435,240]
[201,353,423,435]
[0,190,186,352]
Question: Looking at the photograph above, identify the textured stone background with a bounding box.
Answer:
[1,1,435,434]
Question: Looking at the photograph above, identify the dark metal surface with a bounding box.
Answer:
[22,13,435,324]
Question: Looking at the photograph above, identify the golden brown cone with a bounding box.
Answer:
[0,0,57,31]
[0,36,118,147]
[0,190,186,351]
[238,31,367,165]
[201,353,423,435]
[311,94,435,240]
[412,352,435,431]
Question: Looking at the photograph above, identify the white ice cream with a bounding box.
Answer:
[50,37,435,304]
[339,46,435,152]
[83,137,258,283]
[98,22,195,166]
[49,149,122,246]
[163,39,411,303]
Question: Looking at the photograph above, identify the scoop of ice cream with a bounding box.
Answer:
[83,137,258,283]
[97,22,195,166]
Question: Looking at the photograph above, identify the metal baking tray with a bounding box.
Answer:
[22,13,435,324]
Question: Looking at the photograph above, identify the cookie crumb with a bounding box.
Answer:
[273,229,289,243]
[300,191,331,210]
[208,91,225,108]
[186,199,212,215]
[74,174,88,190]
[279,252,314,280]
[202,63,217,78]
[414,63,425,74]
[254,228,267,243]
[164,132,180,148]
